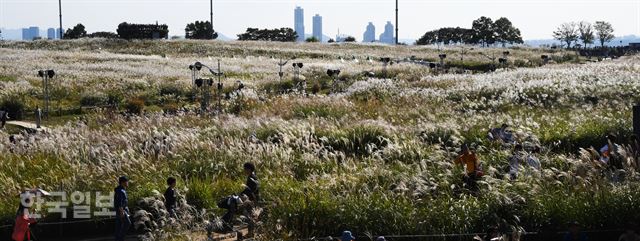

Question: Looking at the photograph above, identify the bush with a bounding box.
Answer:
[316,126,390,157]
[106,91,124,107]
[80,91,107,106]
[0,97,25,120]
[159,84,187,97]
[125,97,145,115]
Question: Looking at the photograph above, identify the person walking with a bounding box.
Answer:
[114,176,131,241]
[241,162,260,202]
[164,177,177,218]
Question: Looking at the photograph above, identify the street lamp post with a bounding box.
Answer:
[37,70,55,118]
[395,0,398,45]
[210,0,214,39]
[59,0,63,39]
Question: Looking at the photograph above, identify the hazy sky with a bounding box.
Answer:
[1,0,639,40]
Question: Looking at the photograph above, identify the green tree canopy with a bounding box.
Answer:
[64,23,87,39]
[494,17,523,46]
[471,17,496,47]
[237,28,297,42]
[185,21,218,40]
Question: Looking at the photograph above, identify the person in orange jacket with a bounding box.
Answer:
[12,193,37,241]
[454,144,483,191]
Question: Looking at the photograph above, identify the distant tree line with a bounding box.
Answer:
[416,17,523,47]
[237,28,297,42]
[553,21,615,49]
[117,22,169,40]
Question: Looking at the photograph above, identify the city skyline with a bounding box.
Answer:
[1,0,639,41]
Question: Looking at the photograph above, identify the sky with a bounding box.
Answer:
[1,0,639,40]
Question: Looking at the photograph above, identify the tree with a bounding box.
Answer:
[306,36,319,43]
[553,22,578,48]
[471,17,496,47]
[328,38,335,43]
[494,17,523,46]
[117,22,169,40]
[237,28,297,42]
[344,36,356,42]
[594,21,615,47]
[185,21,218,40]
[416,30,438,45]
[577,21,595,49]
[64,23,87,39]
[88,32,118,39]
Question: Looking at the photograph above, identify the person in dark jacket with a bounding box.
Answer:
[0,111,8,129]
[564,221,588,241]
[241,162,260,202]
[164,177,177,218]
[114,176,131,241]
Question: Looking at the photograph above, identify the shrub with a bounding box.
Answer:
[106,91,124,107]
[0,97,25,120]
[80,91,107,106]
[159,83,187,97]
[316,126,390,157]
[261,80,295,94]
[125,97,145,114]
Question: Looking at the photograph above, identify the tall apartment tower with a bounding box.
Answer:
[312,14,322,42]
[363,22,376,43]
[294,7,305,42]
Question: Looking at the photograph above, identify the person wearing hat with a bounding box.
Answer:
[340,231,355,241]
[114,176,131,241]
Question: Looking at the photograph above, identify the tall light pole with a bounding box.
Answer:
[395,0,398,45]
[210,0,214,38]
[59,0,63,39]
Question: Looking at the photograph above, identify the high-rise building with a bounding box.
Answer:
[294,7,305,42]
[363,22,376,43]
[379,21,394,44]
[312,14,322,42]
[22,26,40,40]
[56,28,63,39]
[47,28,56,39]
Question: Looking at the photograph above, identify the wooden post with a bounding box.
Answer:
[634,105,640,138]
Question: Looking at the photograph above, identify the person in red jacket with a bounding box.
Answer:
[12,194,37,241]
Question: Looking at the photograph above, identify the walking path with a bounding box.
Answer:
[6,121,50,132]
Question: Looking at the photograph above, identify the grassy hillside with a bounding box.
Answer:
[0,39,638,240]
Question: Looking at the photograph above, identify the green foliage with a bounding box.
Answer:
[315,126,389,157]
[80,91,107,106]
[87,32,119,39]
[1,96,25,120]
[305,37,319,43]
[261,79,295,94]
[416,17,522,46]
[292,104,348,119]
[185,20,218,40]
[64,23,87,39]
[117,22,169,40]
[472,16,496,46]
[237,28,297,42]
